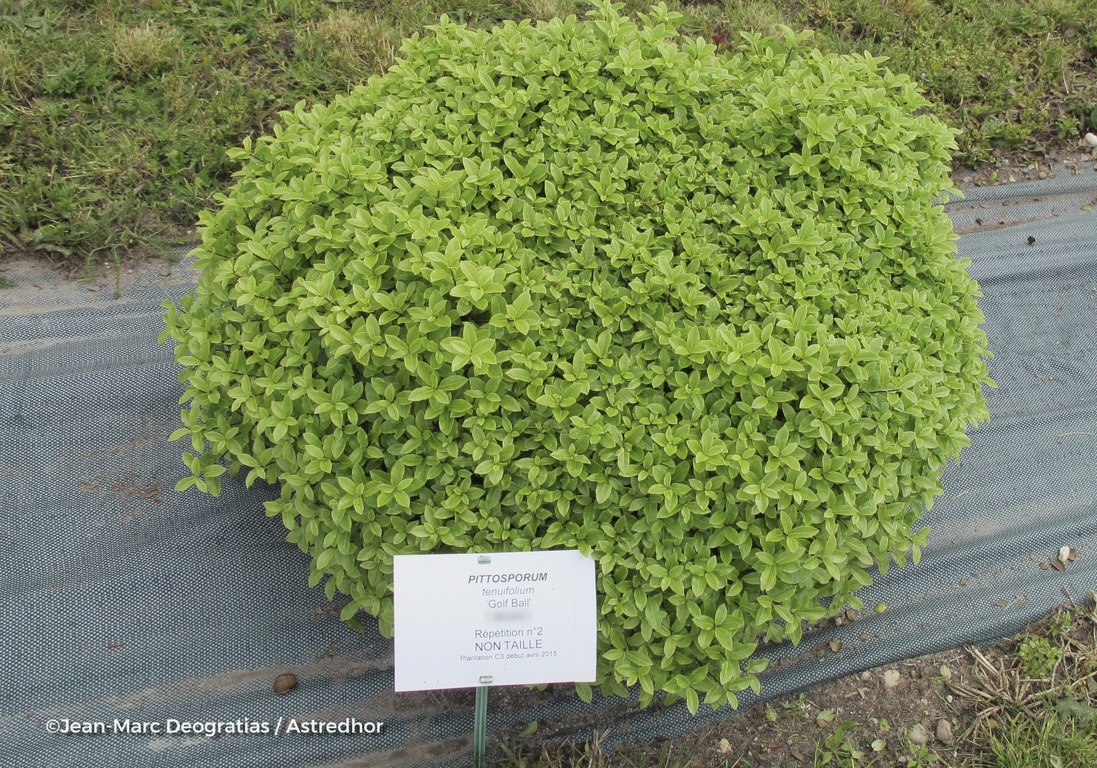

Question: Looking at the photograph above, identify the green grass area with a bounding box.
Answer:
[1,0,1096,266]
[958,602,1097,768]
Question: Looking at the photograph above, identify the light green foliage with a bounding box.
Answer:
[1018,635,1063,679]
[162,1,992,711]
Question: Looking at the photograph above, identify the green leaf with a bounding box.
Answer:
[340,601,359,621]
[174,475,199,493]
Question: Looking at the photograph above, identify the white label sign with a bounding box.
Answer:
[393,550,596,692]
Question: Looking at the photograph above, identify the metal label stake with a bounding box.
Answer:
[474,676,491,768]
[474,556,492,768]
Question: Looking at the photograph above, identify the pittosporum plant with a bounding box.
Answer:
[162,1,993,712]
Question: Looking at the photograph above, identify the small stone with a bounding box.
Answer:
[936,719,954,745]
[273,673,298,695]
[883,669,901,688]
[1085,132,1097,147]
[908,723,929,746]
[718,738,731,754]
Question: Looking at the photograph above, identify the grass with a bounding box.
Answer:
[951,599,1097,768]
[0,0,1096,266]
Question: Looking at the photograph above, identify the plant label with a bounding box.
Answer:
[393,550,596,691]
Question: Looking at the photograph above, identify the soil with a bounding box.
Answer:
[604,647,981,767]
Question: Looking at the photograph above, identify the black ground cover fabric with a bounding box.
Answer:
[2,167,1096,767]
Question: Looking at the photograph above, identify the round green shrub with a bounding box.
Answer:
[162,1,992,711]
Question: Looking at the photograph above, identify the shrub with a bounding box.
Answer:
[162,1,992,712]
